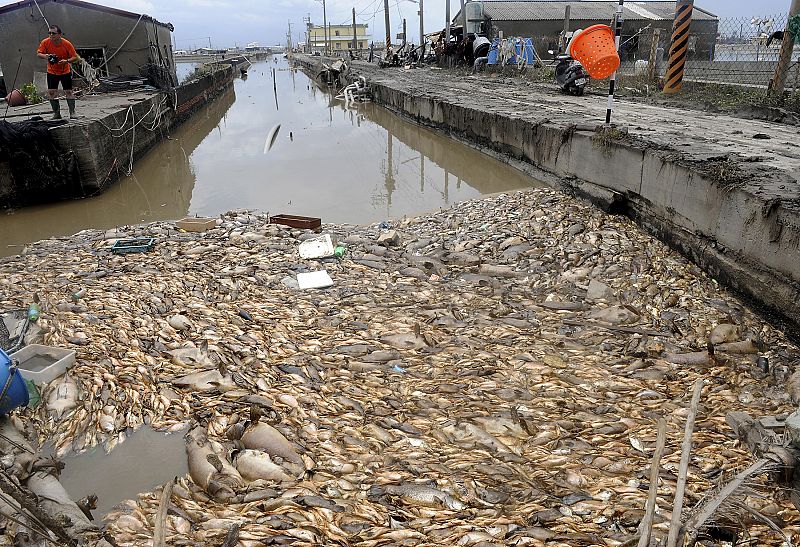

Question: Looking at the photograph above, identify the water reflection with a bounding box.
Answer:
[1,58,540,256]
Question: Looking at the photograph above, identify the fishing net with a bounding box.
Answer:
[0,119,83,207]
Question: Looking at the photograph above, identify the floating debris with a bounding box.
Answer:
[0,188,797,545]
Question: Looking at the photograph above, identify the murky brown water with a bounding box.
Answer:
[1,57,540,257]
[58,426,188,518]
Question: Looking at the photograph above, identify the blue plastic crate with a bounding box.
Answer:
[111,237,156,255]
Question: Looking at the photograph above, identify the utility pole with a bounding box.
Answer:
[304,14,311,53]
[663,0,694,94]
[460,0,466,37]
[384,0,391,51]
[353,8,358,51]
[287,20,293,51]
[323,0,329,55]
[769,0,800,96]
[419,0,424,51]
[445,0,451,46]
[403,18,407,47]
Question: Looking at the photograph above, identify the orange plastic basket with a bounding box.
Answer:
[569,24,621,80]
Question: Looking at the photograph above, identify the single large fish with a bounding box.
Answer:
[263,124,281,153]
[47,374,79,418]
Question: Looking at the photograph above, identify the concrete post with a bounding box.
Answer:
[648,28,662,80]
[606,1,624,125]
[663,0,695,94]
[323,0,329,55]
[769,0,800,96]
[419,0,425,54]
[353,8,358,51]
[461,0,466,37]
[446,0,451,46]
[384,0,391,50]
[562,5,571,53]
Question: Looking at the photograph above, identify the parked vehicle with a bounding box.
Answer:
[550,51,588,96]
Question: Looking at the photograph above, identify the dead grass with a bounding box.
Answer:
[592,126,629,154]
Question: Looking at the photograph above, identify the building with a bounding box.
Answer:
[453,1,719,61]
[308,24,371,53]
[0,0,177,92]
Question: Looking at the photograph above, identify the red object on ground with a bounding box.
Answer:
[569,24,621,80]
[5,89,26,107]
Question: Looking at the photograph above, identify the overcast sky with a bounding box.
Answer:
[10,0,793,49]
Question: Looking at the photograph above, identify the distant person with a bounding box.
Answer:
[36,25,79,119]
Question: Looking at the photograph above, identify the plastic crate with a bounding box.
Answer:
[111,237,156,255]
[9,344,76,385]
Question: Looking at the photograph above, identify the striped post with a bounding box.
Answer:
[605,0,624,125]
[663,0,694,94]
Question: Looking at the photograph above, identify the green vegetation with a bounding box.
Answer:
[19,83,43,105]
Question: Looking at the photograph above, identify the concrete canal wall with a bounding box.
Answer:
[294,54,800,334]
[50,65,236,195]
[1,62,242,208]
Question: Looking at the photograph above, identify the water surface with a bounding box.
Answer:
[59,426,188,518]
[0,58,540,256]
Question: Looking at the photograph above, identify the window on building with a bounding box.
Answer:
[335,30,340,36]
[335,42,341,49]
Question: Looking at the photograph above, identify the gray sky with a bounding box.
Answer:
[8,0,793,49]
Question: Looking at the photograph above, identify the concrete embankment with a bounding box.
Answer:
[51,65,236,195]
[0,58,255,208]
[295,54,800,336]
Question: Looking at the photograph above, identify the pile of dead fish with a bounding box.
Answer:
[0,187,799,545]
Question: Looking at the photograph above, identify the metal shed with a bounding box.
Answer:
[0,0,176,93]
[454,1,719,60]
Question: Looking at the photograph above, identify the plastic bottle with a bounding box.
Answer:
[27,303,40,323]
[71,288,86,302]
[334,245,346,259]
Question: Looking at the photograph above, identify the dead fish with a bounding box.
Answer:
[380,332,427,350]
[385,484,465,510]
[185,431,244,502]
[241,422,305,472]
[168,314,192,331]
[173,370,236,392]
[715,339,758,354]
[263,124,281,153]
[47,375,79,418]
[710,323,740,345]
[233,449,293,483]
[664,351,709,366]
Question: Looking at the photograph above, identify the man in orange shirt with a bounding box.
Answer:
[36,25,79,119]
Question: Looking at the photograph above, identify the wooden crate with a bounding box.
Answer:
[270,214,322,231]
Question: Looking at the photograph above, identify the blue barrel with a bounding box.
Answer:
[0,349,29,414]
[488,39,499,65]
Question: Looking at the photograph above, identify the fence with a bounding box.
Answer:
[612,14,800,92]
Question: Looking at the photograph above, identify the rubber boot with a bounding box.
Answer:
[67,99,76,118]
[49,100,61,120]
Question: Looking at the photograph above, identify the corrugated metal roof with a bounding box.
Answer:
[459,1,717,22]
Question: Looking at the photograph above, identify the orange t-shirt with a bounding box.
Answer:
[37,37,77,75]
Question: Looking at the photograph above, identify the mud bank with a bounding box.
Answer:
[295,55,800,336]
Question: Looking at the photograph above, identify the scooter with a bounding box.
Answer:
[550,51,588,96]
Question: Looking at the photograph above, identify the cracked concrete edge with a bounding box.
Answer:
[295,55,800,337]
